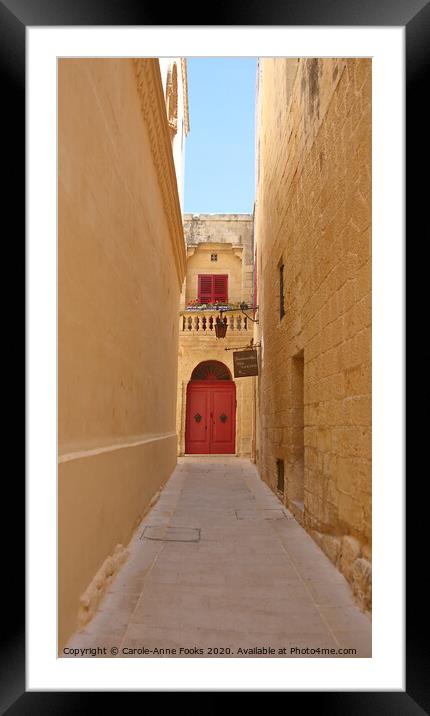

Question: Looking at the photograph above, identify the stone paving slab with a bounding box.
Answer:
[63,457,371,658]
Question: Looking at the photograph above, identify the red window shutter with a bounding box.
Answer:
[198,275,213,302]
[198,275,228,303]
[213,275,228,302]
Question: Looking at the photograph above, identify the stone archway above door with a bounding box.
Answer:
[191,360,232,382]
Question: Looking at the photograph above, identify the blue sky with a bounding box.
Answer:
[184,58,257,214]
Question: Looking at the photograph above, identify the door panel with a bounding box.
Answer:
[210,388,235,453]
[185,381,236,455]
[185,386,210,454]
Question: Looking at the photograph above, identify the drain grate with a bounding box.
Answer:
[140,525,201,542]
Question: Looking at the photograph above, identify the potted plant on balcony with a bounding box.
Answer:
[185,299,240,311]
[185,299,202,311]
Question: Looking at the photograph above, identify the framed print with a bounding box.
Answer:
[5,0,425,708]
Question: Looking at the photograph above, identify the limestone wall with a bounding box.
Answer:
[58,58,186,648]
[254,59,372,610]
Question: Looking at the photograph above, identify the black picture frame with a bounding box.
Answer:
[8,0,425,709]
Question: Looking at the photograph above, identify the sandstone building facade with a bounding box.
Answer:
[176,214,255,458]
[58,58,188,648]
[253,58,372,609]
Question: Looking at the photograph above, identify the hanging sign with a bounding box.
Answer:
[233,350,258,378]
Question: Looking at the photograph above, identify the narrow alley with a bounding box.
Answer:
[59,57,372,661]
[65,458,371,658]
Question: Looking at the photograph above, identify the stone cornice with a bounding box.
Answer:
[186,242,244,254]
[181,58,190,136]
[134,58,186,288]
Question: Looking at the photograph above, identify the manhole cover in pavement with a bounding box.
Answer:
[140,526,201,542]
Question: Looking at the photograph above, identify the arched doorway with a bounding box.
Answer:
[185,361,236,454]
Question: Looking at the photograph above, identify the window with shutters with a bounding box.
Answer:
[198,274,228,303]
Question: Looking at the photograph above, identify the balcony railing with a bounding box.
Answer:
[180,309,252,335]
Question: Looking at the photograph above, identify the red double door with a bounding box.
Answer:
[185,381,236,454]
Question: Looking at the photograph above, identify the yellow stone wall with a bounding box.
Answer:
[58,58,186,648]
[254,59,371,609]
[177,215,255,456]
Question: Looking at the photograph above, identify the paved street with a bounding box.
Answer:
[64,457,371,658]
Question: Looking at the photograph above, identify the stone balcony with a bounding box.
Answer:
[179,308,254,336]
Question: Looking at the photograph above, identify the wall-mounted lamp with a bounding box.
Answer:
[215,304,259,339]
[215,314,228,339]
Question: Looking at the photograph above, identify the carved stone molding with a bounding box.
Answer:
[181,58,190,136]
[186,243,244,264]
[166,62,179,139]
[133,59,186,288]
